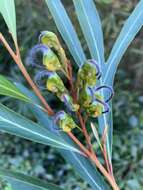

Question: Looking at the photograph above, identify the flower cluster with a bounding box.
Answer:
[27,31,113,132]
[77,60,113,117]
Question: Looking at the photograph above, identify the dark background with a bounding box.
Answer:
[0,0,143,189]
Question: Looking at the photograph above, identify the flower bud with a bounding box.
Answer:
[77,60,101,87]
[26,44,62,72]
[54,111,79,132]
[86,101,103,117]
[39,31,68,75]
[46,72,67,97]
[43,48,62,72]
[86,99,110,118]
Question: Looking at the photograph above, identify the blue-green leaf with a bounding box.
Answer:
[0,104,81,153]
[104,0,143,85]
[0,0,17,40]
[0,168,64,190]
[45,0,86,67]
[16,83,110,190]
[73,0,105,69]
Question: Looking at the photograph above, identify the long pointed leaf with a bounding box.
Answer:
[0,75,31,103]
[45,0,86,67]
[0,168,64,190]
[73,0,105,69]
[16,83,110,190]
[104,0,143,85]
[0,0,17,40]
[0,104,81,153]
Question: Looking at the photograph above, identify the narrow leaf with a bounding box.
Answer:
[73,0,105,69]
[0,168,64,190]
[45,0,86,67]
[0,75,31,103]
[104,0,143,85]
[0,0,17,39]
[16,84,110,190]
[0,104,81,153]
[91,123,103,151]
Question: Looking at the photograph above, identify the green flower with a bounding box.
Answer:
[86,101,103,117]
[26,44,62,72]
[54,111,79,132]
[77,60,101,87]
[78,86,93,108]
[46,72,67,97]
[39,31,68,76]
[43,48,62,72]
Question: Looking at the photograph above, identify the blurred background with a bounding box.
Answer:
[0,0,143,189]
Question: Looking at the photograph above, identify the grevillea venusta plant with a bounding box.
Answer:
[0,0,143,190]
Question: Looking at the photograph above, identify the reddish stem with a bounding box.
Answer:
[103,144,111,175]
[77,111,94,153]
[67,61,94,152]
[102,125,114,176]
[69,133,120,190]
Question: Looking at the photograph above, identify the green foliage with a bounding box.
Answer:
[45,0,86,67]
[104,0,143,85]
[0,168,64,190]
[0,75,31,103]
[0,0,17,40]
[73,0,105,68]
[0,104,81,153]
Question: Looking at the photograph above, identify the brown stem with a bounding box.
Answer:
[68,132,89,157]
[67,61,77,100]
[102,126,113,176]
[90,154,120,190]
[67,61,93,152]
[77,111,94,153]
[69,132,120,190]
[103,144,111,175]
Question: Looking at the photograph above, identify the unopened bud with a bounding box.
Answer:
[39,31,68,76]
[54,111,79,132]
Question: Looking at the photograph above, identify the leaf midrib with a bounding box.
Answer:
[48,0,83,66]
[0,115,78,152]
[71,152,102,190]
[104,9,143,83]
[79,0,101,66]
